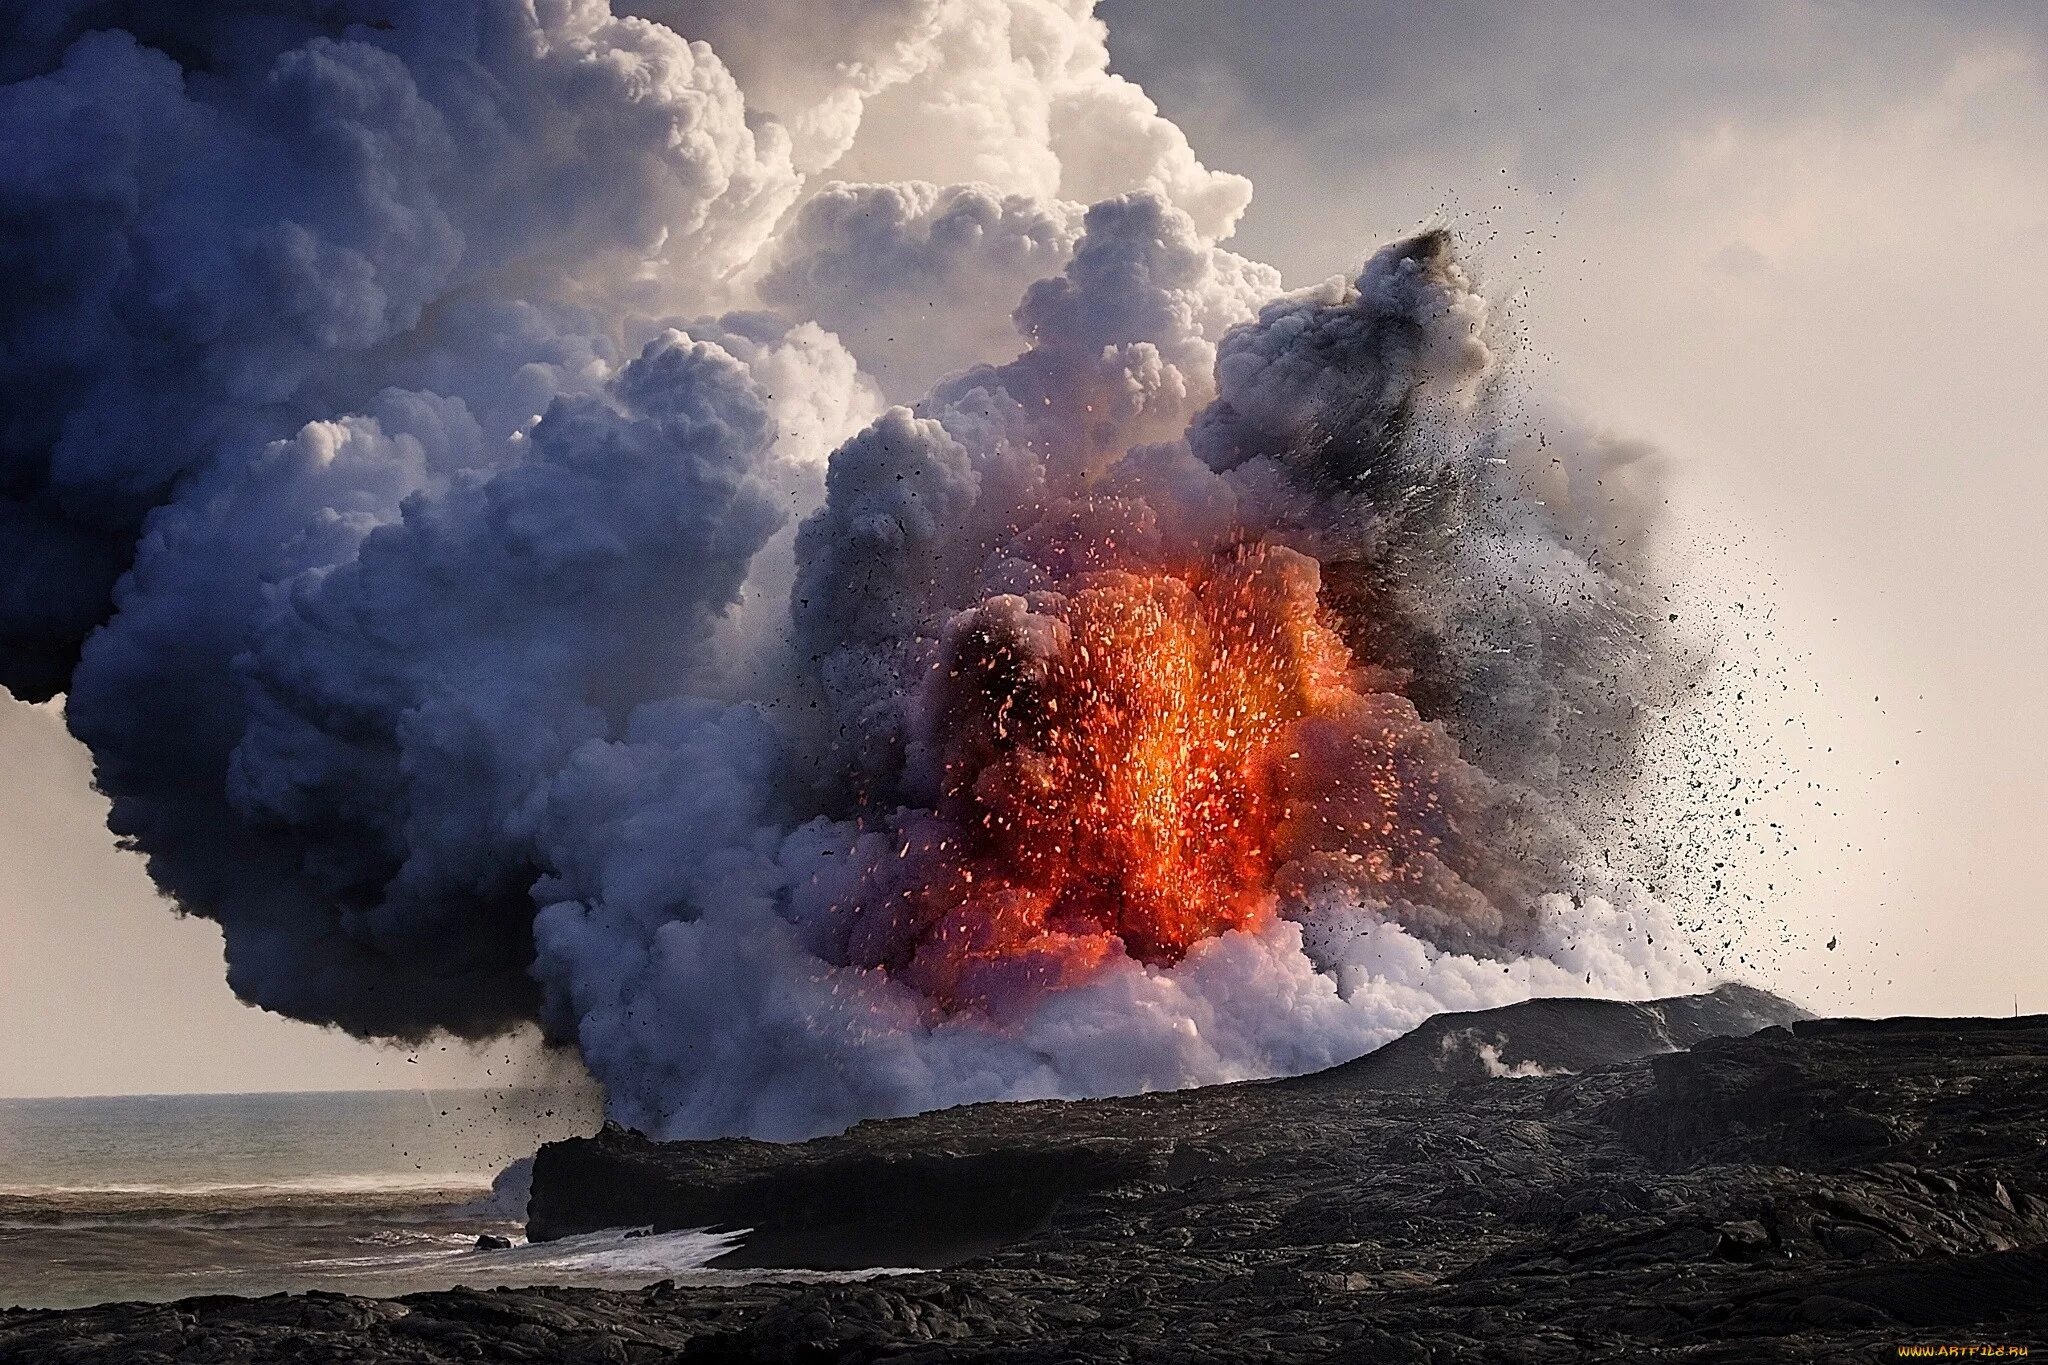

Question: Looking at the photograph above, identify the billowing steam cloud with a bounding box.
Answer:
[2,0,1706,1139]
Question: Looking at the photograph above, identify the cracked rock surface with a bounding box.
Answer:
[6,987,2045,1363]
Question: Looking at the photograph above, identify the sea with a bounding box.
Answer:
[0,1088,757,1310]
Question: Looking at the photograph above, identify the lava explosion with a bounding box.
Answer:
[4,2,1710,1139]
[843,545,1346,1005]
[832,540,1498,1013]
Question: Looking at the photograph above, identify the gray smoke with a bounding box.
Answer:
[3,0,1707,1138]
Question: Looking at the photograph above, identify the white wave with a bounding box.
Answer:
[291,1225,742,1278]
[478,1227,745,1275]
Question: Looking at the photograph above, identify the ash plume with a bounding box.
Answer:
[3,0,1706,1139]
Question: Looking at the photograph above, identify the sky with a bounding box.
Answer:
[2,0,2044,1098]
[1101,0,2048,1020]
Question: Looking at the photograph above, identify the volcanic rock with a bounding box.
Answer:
[1291,980,1804,1089]
[524,984,1808,1265]
[6,987,2046,1363]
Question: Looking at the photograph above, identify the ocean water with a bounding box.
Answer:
[0,1089,753,1310]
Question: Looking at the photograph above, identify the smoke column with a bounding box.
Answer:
[2,0,1706,1138]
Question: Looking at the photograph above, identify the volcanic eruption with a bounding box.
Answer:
[1,0,1707,1140]
[849,545,1363,1006]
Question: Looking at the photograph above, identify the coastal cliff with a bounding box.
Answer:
[9,989,2048,1363]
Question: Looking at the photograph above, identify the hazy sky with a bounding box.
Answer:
[4,0,2044,1097]
[1102,0,2048,1021]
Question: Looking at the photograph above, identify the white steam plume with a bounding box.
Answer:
[3,0,1707,1139]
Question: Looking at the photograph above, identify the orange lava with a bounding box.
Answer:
[891,543,1361,1007]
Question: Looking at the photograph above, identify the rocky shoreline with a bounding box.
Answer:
[6,987,2046,1362]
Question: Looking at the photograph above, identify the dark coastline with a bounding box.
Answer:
[7,989,2046,1362]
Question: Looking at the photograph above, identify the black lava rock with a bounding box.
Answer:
[6,987,2045,1363]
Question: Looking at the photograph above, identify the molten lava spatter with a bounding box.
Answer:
[968,551,1336,943]
[825,541,1473,1010]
